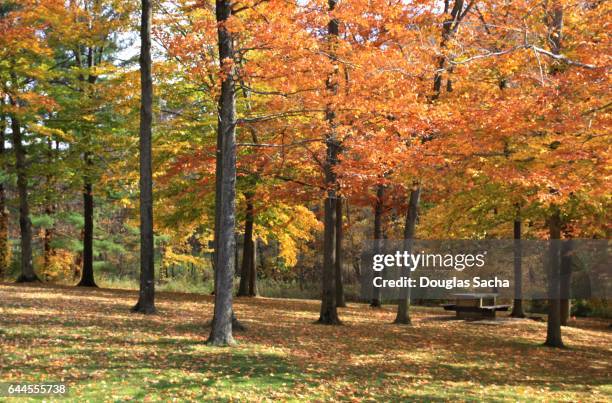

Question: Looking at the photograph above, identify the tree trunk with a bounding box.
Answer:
[510,218,525,317]
[370,183,384,308]
[394,184,420,324]
[208,0,238,344]
[238,194,254,297]
[0,114,8,280]
[335,197,346,307]
[42,140,56,280]
[543,1,565,346]
[319,194,339,323]
[77,177,97,287]
[12,116,37,283]
[249,238,257,296]
[132,0,155,313]
[560,239,573,326]
[43,207,54,280]
[317,0,341,325]
[544,208,564,348]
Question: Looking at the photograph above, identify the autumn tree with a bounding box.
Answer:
[318,0,341,325]
[206,0,240,345]
[41,0,134,287]
[394,183,420,325]
[132,0,156,314]
[0,0,65,282]
[417,0,608,346]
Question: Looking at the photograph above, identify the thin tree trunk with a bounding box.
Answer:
[345,201,361,279]
[43,207,53,280]
[238,194,254,297]
[42,140,56,280]
[560,239,573,326]
[318,0,341,325]
[132,0,155,313]
[208,0,238,344]
[0,114,8,280]
[394,184,420,324]
[73,231,83,281]
[544,207,564,348]
[370,183,384,308]
[12,116,37,283]
[74,40,100,288]
[77,175,97,287]
[249,238,257,296]
[335,197,346,307]
[510,217,525,317]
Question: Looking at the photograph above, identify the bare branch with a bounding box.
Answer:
[237,138,324,148]
[530,45,597,69]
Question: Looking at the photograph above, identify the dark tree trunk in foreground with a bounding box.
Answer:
[0,114,8,280]
[318,0,340,325]
[510,218,525,317]
[132,0,156,313]
[395,184,420,324]
[544,2,565,347]
[208,0,238,344]
[560,239,573,326]
[12,116,38,283]
[319,193,339,323]
[77,166,97,287]
[544,208,564,348]
[370,183,385,308]
[238,194,256,297]
[335,197,346,307]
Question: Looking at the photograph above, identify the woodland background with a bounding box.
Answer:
[0,0,610,399]
[0,0,610,338]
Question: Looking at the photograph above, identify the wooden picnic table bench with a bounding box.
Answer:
[442,293,510,319]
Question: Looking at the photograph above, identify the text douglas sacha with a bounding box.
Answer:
[373,276,510,289]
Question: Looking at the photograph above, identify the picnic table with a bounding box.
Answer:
[442,293,510,319]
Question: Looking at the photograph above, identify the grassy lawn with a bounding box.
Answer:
[0,283,610,402]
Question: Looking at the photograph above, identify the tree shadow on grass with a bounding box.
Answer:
[6,343,322,400]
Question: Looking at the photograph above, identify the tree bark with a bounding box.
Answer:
[335,197,346,307]
[238,193,254,297]
[249,238,257,296]
[0,114,8,280]
[42,140,56,280]
[43,208,53,280]
[560,239,573,325]
[544,208,564,348]
[394,184,420,324]
[11,116,38,283]
[208,0,238,344]
[319,194,339,323]
[318,0,341,325]
[370,183,385,308]
[132,0,155,313]
[543,1,565,346]
[77,172,97,287]
[510,218,525,317]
